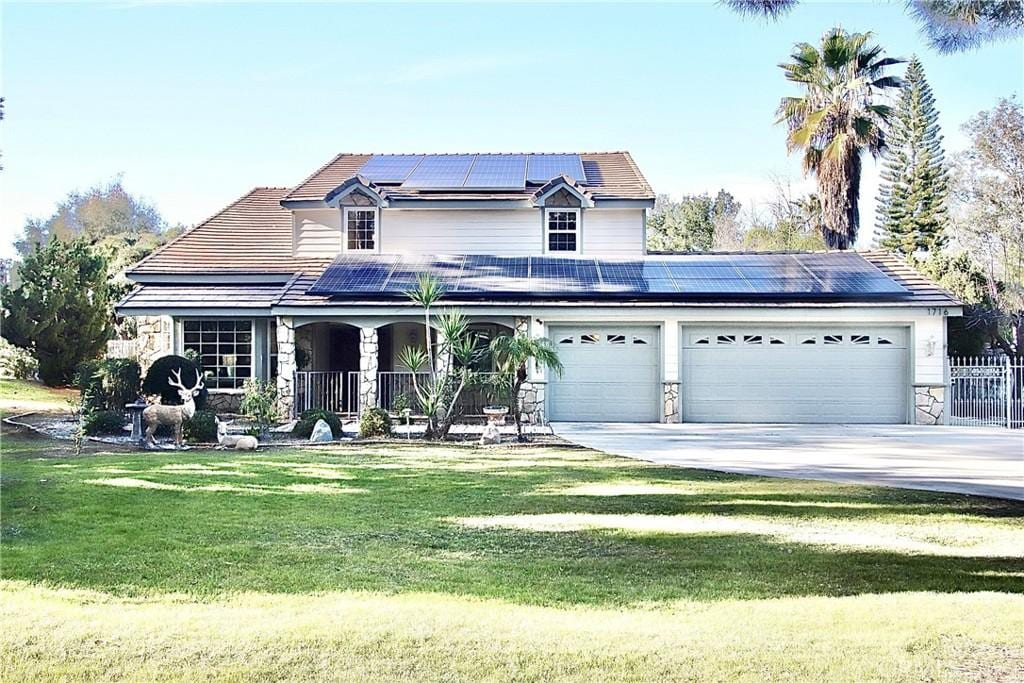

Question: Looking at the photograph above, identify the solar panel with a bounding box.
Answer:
[307,255,395,295]
[357,155,423,182]
[456,256,529,293]
[402,155,476,188]
[526,154,586,183]
[464,155,527,189]
[306,253,910,300]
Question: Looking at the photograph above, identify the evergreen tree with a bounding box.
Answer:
[875,56,948,255]
[1,239,113,385]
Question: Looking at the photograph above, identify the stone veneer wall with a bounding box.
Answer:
[135,315,173,373]
[914,385,945,425]
[275,317,296,418]
[663,381,680,423]
[359,327,379,413]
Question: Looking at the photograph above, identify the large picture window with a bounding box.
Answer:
[345,207,378,252]
[182,320,252,389]
[546,209,579,253]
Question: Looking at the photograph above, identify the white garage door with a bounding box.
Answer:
[548,326,660,422]
[681,326,908,424]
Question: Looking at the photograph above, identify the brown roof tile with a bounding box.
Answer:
[860,250,962,307]
[128,187,331,275]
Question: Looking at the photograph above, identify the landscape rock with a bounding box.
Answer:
[480,422,502,446]
[309,419,334,443]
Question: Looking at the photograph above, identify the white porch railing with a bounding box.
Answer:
[946,355,1024,429]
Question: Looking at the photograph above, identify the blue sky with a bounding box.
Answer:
[1,1,1021,256]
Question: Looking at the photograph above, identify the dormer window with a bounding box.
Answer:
[546,208,579,254]
[344,207,378,253]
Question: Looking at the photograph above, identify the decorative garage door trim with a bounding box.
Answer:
[681,325,909,424]
[548,325,660,422]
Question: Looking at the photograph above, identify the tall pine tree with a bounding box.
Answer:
[875,56,948,255]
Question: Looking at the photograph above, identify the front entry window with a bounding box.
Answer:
[182,320,252,389]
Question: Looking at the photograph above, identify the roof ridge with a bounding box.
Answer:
[127,187,280,274]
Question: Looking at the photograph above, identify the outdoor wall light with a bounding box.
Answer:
[925,335,937,357]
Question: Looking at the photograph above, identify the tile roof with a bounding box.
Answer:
[281,152,654,201]
[118,283,287,310]
[860,250,961,306]
[127,187,331,275]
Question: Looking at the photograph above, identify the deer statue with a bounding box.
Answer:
[143,368,205,448]
[215,418,259,451]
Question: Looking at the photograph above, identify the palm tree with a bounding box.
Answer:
[722,1,1023,54]
[777,28,903,249]
[489,334,563,442]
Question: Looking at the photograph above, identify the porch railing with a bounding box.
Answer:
[294,370,502,418]
[294,371,359,416]
[946,355,1023,429]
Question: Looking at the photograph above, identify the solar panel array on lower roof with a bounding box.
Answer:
[354,154,587,190]
[306,253,910,300]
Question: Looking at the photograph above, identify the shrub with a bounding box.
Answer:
[183,410,218,443]
[77,358,141,411]
[239,378,278,437]
[0,339,37,380]
[83,409,126,436]
[142,355,208,410]
[358,407,392,438]
[292,409,343,439]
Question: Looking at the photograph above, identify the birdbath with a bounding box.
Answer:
[482,405,508,426]
[125,400,149,447]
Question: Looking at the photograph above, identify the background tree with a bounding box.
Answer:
[777,28,902,250]
[723,0,1023,53]
[945,97,1024,356]
[744,181,826,251]
[875,56,949,255]
[11,179,183,335]
[1,239,113,385]
[647,190,738,252]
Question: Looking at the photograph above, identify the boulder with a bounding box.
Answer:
[309,419,334,443]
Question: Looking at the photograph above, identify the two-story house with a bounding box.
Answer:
[119,152,959,425]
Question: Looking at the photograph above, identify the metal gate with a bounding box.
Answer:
[946,356,1024,428]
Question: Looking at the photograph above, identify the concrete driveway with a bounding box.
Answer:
[553,423,1024,501]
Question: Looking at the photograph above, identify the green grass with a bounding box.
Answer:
[2,433,1022,681]
[0,378,75,412]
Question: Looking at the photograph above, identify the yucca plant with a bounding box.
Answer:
[399,276,486,439]
[777,28,903,249]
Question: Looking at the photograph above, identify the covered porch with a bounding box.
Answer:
[281,317,524,420]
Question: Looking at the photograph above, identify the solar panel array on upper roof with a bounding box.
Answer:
[356,155,423,182]
[526,154,587,183]
[354,153,587,189]
[464,155,528,188]
[307,253,911,300]
[402,154,476,188]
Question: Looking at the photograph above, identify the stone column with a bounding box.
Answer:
[275,317,296,419]
[135,315,173,373]
[662,381,680,423]
[914,384,945,425]
[359,326,379,414]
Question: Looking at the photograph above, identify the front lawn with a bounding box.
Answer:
[0,378,76,415]
[2,434,1022,681]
